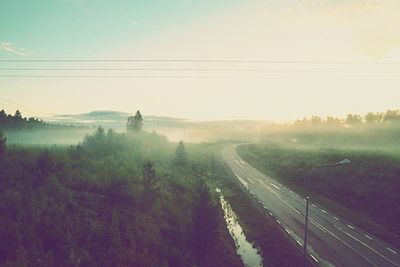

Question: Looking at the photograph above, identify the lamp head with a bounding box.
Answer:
[338,159,351,165]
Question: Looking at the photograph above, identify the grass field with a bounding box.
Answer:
[238,143,400,249]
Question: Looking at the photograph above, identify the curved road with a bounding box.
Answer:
[221,144,400,267]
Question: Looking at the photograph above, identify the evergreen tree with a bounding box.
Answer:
[37,150,53,177]
[94,126,106,138]
[0,109,6,121]
[14,110,22,120]
[142,159,158,191]
[174,141,188,167]
[345,114,363,124]
[0,130,6,155]
[142,159,159,209]
[126,110,143,133]
[192,180,219,258]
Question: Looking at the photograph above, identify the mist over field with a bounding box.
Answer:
[2,0,400,266]
[2,108,400,266]
[4,109,400,152]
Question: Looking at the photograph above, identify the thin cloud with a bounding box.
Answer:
[57,0,85,5]
[0,42,33,56]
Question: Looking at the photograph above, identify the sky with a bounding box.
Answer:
[1,0,400,122]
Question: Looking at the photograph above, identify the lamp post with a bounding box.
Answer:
[303,159,351,256]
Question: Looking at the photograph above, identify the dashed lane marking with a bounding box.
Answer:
[310,218,327,234]
[336,225,399,266]
[364,234,373,240]
[310,255,319,262]
[270,183,280,190]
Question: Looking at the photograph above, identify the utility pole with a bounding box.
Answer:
[304,196,310,255]
[303,159,351,256]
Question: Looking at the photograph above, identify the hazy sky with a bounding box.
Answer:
[1,0,400,121]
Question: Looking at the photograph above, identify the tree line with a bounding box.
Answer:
[0,109,46,130]
[292,109,400,126]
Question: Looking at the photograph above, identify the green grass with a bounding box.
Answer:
[238,143,400,249]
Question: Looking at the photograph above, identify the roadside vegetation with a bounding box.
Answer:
[238,141,400,249]
[0,112,243,267]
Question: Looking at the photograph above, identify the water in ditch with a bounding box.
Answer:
[217,188,263,267]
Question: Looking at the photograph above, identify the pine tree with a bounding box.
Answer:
[0,130,6,155]
[142,159,158,191]
[174,141,188,167]
[126,110,143,133]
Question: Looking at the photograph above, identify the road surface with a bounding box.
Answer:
[221,144,400,267]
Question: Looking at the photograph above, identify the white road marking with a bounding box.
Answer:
[276,219,281,225]
[321,209,327,214]
[236,176,248,187]
[310,255,319,262]
[235,160,243,168]
[310,218,327,234]
[312,204,317,208]
[315,226,378,266]
[285,228,290,234]
[387,247,397,254]
[337,226,399,266]
[364,234,373,240]
[256,178,264,184]
[347,224,355,229]
[247,178,255,185]
[259,182,302,215]
[333,216,340,221]
[270,183,280,190]
[297,240,302,246]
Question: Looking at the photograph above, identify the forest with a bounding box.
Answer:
[0,109,49,130]
[0,114,244,266]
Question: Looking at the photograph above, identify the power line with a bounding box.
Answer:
[0,101,20,112]
[0,59,400,64]
[0,68,398,74]
[0,97,42,113]
[1,75,399,80]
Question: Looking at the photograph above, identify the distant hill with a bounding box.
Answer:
[46,110,189,131]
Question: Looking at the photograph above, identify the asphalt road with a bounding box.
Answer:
[221,144,400,267]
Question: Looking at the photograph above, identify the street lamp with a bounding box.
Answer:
[303,159,351,256]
